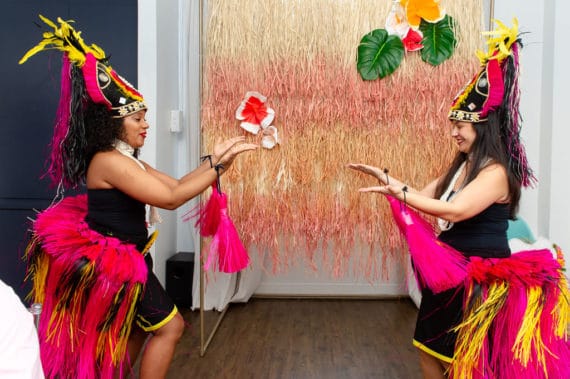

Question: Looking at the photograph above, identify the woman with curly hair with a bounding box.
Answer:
[20,16,257,379]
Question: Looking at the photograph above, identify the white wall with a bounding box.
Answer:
[176,0,203,261]
[547,2,570,264]
[139,0,182,285]
[495,1,570,264]
[254,254,408,297]
[494,2,543,235]
[140,0,570,288]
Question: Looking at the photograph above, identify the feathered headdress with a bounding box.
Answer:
[19,15,146,188]
[448,18,535,187]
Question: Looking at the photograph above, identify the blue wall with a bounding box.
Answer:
[0,0,137,300]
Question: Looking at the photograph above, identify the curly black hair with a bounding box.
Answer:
[84,102,124,163]
[48,66,138,189]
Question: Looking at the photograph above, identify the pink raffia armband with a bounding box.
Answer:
[193,185,250,273]
[209,191,250,273]
[386,195,468,293]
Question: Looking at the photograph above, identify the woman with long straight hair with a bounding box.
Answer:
[349,19,569,379]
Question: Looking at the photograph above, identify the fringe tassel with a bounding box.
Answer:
[192,184,250,273]
[553,245,570,338]
[386,195,468,293]
[452,282,508,379]
[195,184,222,237]
[212,192,250,273]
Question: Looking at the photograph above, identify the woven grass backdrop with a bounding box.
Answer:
[201,0,485,279]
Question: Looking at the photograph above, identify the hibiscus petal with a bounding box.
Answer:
[261,125,280,149]
[237,95,267,123]
[385,1,410,38]
[260,107,275,129]
[406,12,422,29]
[418,5,445,23]
[239,122,261,135]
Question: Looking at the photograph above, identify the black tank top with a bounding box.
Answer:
[438,203,511,258]
[85,188,148,250]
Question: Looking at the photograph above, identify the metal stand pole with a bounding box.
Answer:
[197,0,240,356]
[199,263,240,356]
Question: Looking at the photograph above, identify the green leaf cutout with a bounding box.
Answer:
[419,15,457,66]
[357,29,404,80]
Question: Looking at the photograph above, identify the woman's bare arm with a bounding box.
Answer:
[358,164,509,223]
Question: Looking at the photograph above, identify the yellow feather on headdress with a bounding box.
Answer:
[475,18,519,64]
[19,15,106,66]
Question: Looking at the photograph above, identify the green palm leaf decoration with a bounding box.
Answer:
[357,29,404,80]
[420,15,456,66]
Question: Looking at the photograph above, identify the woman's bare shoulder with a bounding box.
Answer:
[90,150,138,168]
[87,150,140,188]
[90,149,119,162]
[480,162,508,177]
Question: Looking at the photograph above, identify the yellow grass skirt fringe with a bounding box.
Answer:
[450,248,570,379]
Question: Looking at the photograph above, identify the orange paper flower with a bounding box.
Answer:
[400,0,445,29]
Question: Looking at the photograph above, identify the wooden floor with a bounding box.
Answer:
[166,298,421,379]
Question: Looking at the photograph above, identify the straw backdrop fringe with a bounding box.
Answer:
[201,0,486,279]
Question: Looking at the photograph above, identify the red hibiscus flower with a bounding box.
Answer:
[235,91,275,135]
[402,28,423,52]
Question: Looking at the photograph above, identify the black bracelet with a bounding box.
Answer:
[200,155,213,168]
[402,185,408,205]
[383,168,390,185]
[214,163,224,193]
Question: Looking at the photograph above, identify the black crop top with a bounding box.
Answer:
[438,203,511,258]
[85,188,148,250]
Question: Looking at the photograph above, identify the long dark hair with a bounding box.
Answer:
[434,112,522,218]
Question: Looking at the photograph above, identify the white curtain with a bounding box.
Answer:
[191,251,263,311]
[180,0,262,311]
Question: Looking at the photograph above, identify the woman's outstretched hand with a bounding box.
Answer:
[213,136,246,163]
[347,163,407,199]
[213,136,258,172]
[346,163,386,184]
